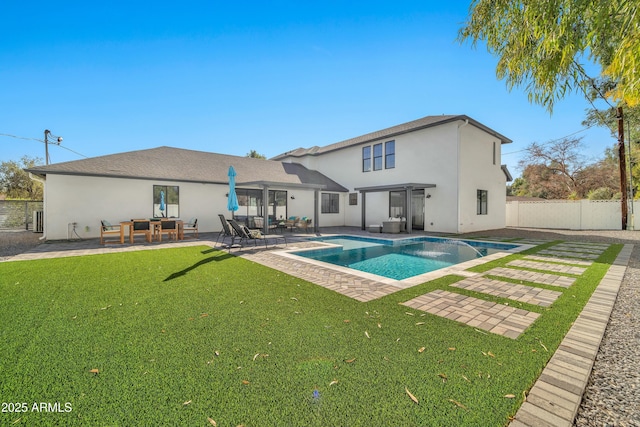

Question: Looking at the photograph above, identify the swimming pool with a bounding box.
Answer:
[292,235,521,280]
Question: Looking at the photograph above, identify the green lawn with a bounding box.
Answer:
[0,243,621,426]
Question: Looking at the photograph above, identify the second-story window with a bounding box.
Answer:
[373,143,383,170]
[362,146,371,172]
[385,140,395,169]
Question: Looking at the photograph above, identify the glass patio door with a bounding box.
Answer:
[411,190,425,230]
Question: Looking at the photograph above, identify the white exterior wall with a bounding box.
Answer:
[458,124,507,233]
[281,120,508,233]
[44,174,227,240]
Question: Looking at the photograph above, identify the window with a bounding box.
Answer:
[477,190,488,215]
[373,143,383,170]
[321,193,340,214]
[389,190,406,218]
[362,146,371,172]
[385,140,395,169]
[153,185,179,217]
[349,193,358,206]
[492,141,496,165]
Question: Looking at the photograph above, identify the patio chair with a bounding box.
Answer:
[183,217,198,239]
[131,219,153,243]
[294,216,312,233]
[100,220,123,244]
[285,216,298,232]
[157,219,179,242]
[253,217,278,234]
[216,214,234,247]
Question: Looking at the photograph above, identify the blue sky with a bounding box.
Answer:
[0,1,616,177]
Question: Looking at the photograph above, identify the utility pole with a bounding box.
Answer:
[44,129,50,165]
[617,107,628,230]
[43,129,63,165]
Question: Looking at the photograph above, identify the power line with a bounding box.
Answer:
[502,124,598,156]
[0,132,88,161]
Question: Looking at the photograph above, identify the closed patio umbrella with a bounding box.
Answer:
[160,190,165,217]
[227,166,239,213]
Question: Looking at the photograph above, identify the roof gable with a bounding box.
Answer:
[272,114,512,159]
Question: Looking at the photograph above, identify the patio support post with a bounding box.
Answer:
[361,191,366,230]
[262,185,269,235]
[314,189,320,232]
[405,186,413,233]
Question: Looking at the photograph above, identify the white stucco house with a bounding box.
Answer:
[26,115,512,240]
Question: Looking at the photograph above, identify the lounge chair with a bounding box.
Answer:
[100,220,123,244]
[228,219,287,251]
[216,214,234,247]
[183,217,198,239]
[157,219,179,242]
[227,219,261,249]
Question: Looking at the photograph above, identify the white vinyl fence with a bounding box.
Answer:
[506,200,640,230]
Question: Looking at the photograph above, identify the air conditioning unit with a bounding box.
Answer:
[33,210,44,233]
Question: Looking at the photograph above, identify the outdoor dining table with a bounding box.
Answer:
[119,219,185,243]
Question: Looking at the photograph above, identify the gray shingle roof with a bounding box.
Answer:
[25,146,348,192]
[272,114,512,159]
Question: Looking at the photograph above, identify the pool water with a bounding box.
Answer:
[295,235,518,280]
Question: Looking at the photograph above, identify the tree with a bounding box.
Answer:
[518,137,585,197]
[0,156,44,200]
[458,0,640,110]
[246,150,267,159]
[584,101,640,198]
[516,137,620,199]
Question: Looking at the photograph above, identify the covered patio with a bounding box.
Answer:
[354,182,436,233]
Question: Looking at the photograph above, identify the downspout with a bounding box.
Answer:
[457,119,469,233]
[28,173,47,240]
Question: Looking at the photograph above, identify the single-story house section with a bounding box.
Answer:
[26,147,348,240]
[26,114,512,240]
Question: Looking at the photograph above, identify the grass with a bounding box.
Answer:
[0,242,622,426]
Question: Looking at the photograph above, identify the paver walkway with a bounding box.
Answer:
[484,266,576,287]
[450,276,562,307]
[524,255,593,267]
[403,289,540,339]
[507,259,587,275]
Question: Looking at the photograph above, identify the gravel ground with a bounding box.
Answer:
[1,227,639,425]
[0,230,44,262]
